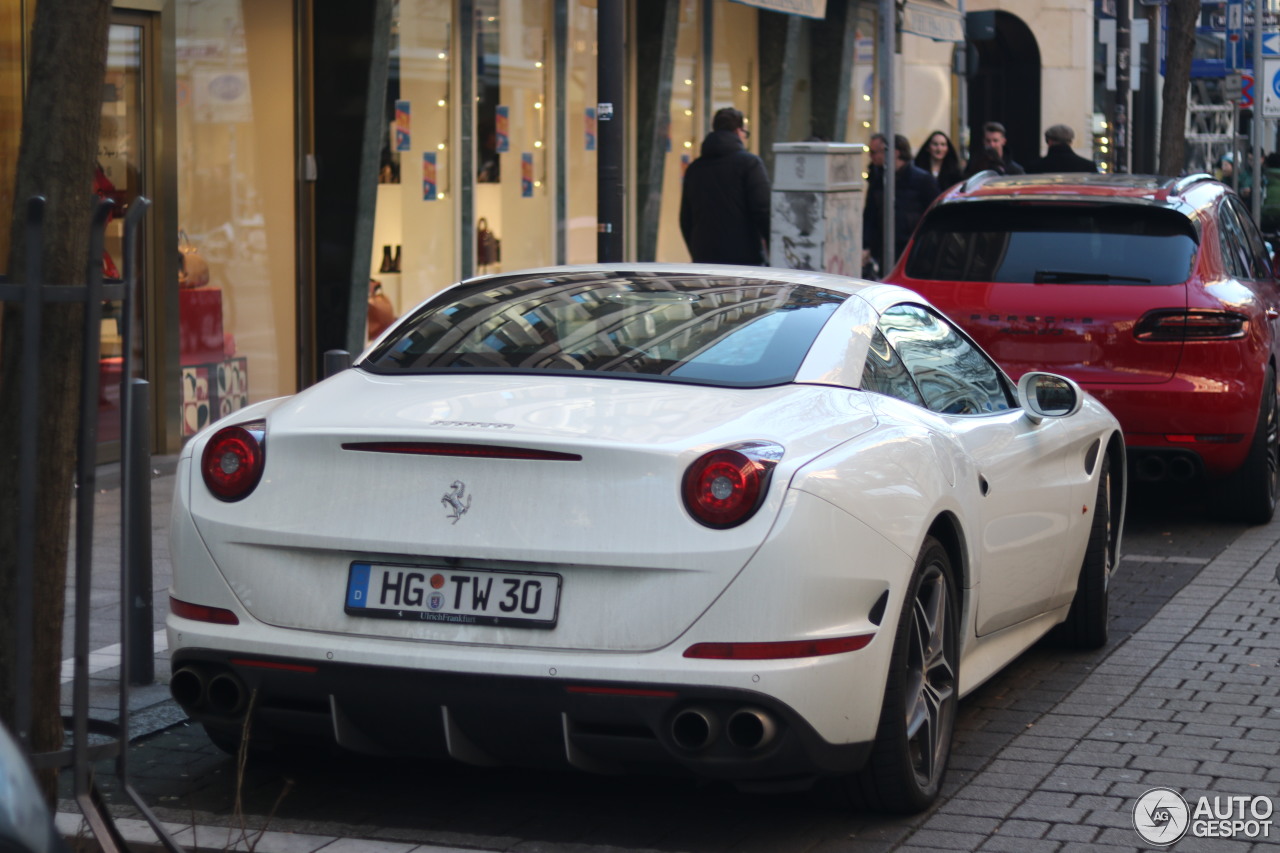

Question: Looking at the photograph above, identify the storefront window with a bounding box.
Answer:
[175,0,296,436]
[565,0,598,264]
[711,2,757,128]
[372,0,455,327]
[97,21,147,446]
[849,4,878,163]
[656,0,702,262]
[473,0,555,275]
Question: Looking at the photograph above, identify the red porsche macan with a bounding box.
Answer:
[888,172,1280,523]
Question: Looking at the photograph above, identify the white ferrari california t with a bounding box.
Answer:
[167,264,1124,813]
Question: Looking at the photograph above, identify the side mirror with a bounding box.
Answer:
[1017,371,1083,423]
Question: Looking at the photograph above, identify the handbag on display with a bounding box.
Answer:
[368,278,397,339]
[477,217,501,269]
[178,229,210,288]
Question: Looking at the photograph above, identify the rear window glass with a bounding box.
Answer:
[363,271,847,387]
[904,202,1198,285]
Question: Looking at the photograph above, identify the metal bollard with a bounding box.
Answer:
[127,378,154,685]
[324,349,352,379]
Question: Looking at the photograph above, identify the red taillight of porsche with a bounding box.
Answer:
[1134,309,1248,341]
[682,443,782,529]
[201,421,266,501]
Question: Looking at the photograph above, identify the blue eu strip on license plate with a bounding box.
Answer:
[346,562,560,628]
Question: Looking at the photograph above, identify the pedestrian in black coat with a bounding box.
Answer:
[1026,124,1098,174]
[964,121,1025,177]
[1024,123,1095,174]
[679,107,771,265]
[863,133,941,275]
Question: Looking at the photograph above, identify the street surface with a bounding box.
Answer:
[60,475,1280,852]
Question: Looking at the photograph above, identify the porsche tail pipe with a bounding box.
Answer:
[171,664,249,717]
[671,706,777,752]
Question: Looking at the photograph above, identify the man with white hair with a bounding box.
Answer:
[1027,124,1098,174]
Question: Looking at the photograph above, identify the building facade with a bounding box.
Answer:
[3,0,1105,456]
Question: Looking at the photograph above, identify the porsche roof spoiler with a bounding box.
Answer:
[960,169,1001,194]
[1171,173,1215,195]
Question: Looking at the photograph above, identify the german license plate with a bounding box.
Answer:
[346,562,561,628]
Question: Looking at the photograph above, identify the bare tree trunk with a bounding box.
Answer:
[1159,0,1201,176]
[0,0,113,804]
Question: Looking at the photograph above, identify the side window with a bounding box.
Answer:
[1218,201,1256,279]
[861,328,926,406]
[1227,197,1274,280]
[878,304,1013,416]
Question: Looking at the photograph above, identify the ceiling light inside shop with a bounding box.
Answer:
[535,140,543,148]
[437,99,446,107]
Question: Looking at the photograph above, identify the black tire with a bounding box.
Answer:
[1220,366,1279,525]
[1051,454,1113,650]
[847,536,958,814]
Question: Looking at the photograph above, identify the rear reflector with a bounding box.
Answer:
[683,633,874,660]
[1165,434,1243,444]
[565,685,678,698]
[342,442,581,461]
[169,596,239,625]
[229,658,319,673]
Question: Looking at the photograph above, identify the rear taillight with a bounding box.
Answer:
[682,442,782,529]
[169,596,240,625]
[1134,309,1248,341]
[201,420,266,501]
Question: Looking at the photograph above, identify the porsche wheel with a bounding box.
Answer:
[1051,454,1112,650]
[1221,366,1279,525]
[848,536,957,814]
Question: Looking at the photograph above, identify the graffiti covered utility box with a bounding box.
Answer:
[770,142,863,277]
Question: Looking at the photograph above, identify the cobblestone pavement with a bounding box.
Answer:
[56,475,1280,852]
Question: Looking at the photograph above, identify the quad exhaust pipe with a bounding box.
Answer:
[1135,453,1197,483]
[671,707,719,751]
[670,706,777,752]
[726,708,777,750]
[170,664,248,716]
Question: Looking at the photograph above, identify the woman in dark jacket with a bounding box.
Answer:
[914,131,965,192]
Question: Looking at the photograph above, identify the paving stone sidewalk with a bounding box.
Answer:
[893,524,1280,853]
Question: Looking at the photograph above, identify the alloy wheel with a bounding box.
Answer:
[902,565,956,788]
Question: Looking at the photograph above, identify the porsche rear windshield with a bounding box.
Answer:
[904,202,1198,285]
[363,272,848,387]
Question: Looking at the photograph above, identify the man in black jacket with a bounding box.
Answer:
[1026,124,1098,174]
[680,107,771,265]
[862,133,940,275]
